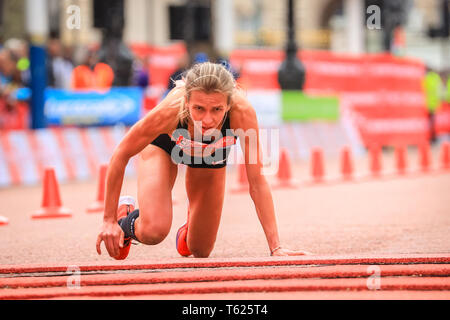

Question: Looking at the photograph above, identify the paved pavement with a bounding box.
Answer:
[0,149,449,299]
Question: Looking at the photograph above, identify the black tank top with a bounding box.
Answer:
[169,113,237,168]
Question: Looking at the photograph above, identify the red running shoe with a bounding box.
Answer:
[115,196,136,260]
[176,222,191,257]
[176,207,192,257]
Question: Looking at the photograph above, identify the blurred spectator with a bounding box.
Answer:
[46,38,59,86]
[62,45,75,65]
[71,47,114,90]
[447,76,450,103]
[94,62,115,90]
[4,38,30,86]
[132,55,150,89]
[423,68,444,143]
[0,46,29,129]
[0,48,20,107]
[47,38,74,90]
[216,56,240,80]
[423,69,444,112]
[167,53,189,91]
[194,52,208,63]
[71,47,93,89]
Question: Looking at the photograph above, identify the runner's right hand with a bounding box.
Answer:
[96,221,125,258]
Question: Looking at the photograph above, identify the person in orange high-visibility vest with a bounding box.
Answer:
[93,62,114,89]
[71,50,114,90]
[71,64,93,89]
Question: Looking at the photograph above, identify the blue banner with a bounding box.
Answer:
[44,87,143,126]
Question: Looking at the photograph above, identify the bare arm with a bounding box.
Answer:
[230,89,310,256]
[96,85,183,258]
[103,110,171,222]
[103,88,182,223]
[230,92,281,254]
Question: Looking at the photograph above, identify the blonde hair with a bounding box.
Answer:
[176,62,236,126]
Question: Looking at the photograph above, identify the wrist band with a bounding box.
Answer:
[270,246,282,255]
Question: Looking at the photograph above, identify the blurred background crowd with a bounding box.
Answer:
[0,0,449,144]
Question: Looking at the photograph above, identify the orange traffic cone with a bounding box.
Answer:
[230,162,249,193]
[0,215,8,226]
[440,141,450,170]
[32,167,72,219]
[369,145,382,177]
[340,146,353,180]
[86,164,108,213]
[418,142,431,172]
[274,148,297,188]
[395,145,408,175]
[310,148,324,183]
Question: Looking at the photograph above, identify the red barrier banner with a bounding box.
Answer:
[230,49,427,147]
[348,109,430,147]
[0,101,29,130]
[129,46,429,147]
[230,50,425,93]
[130,42,187,88]
[130,42,187,111]
[340,91,428,147]
[231,49,283,90]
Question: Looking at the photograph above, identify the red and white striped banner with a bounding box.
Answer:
[0,126,136,187]
[0,122,365,187]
